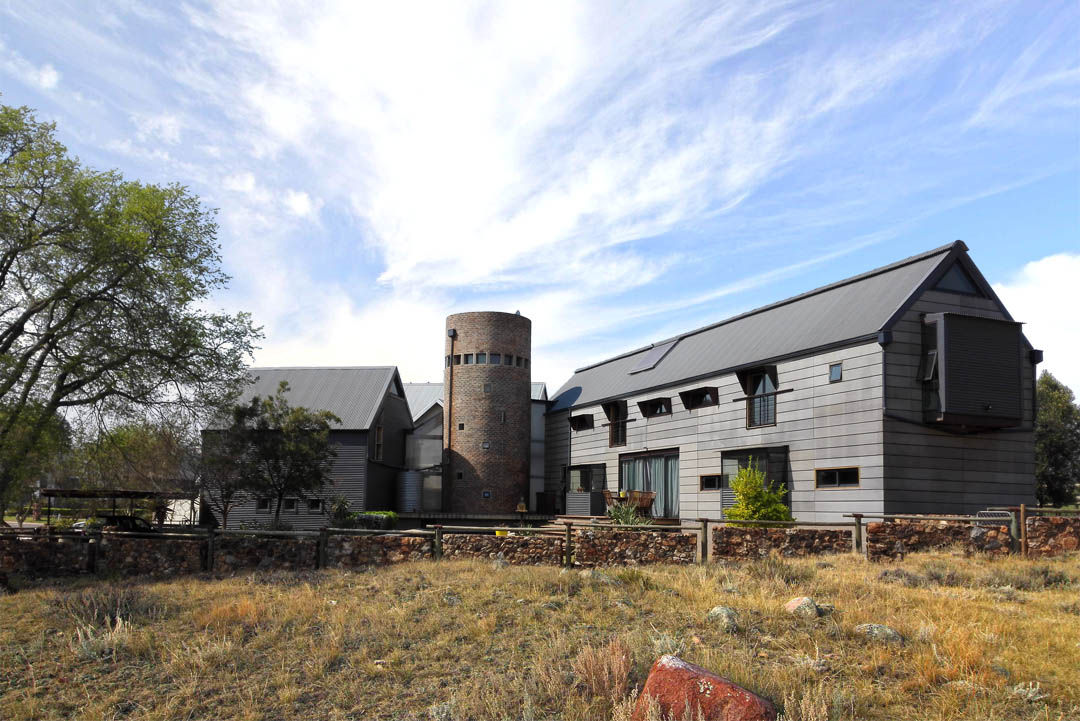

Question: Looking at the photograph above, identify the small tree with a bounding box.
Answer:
[1035,371,1080,507]
[243,382,340,526]
[723,458,793,525]
[199,405,256,529]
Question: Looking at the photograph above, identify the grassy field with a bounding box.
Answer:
[1,552,1078,721]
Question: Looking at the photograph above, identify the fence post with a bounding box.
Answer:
[205,528,216,572]
[697,518,708,564]
[1008,510,1020,554]
[563,522,573,567]
[1019,504,1028,558]
[317,528,329,569]
[87,535,97,574]
[852,514,863,555]
[433,525,443,560]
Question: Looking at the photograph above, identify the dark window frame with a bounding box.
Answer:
[603,400,628,447]
[814,467,860,488]
[476,352,487,364]
[490,352,501,365]
[453,354,461,365]
[569,414,594,431]
[828,363,843,383]
[283,498,298,513]
[699,474,725,491]
[256,498,271,513]
[680,386,718,410]
[308,499,323,512]
[463,354,474,365]
[638,397,672,418]
[566,463,606,492]
[503,354,514,366]
[374,425,384,461]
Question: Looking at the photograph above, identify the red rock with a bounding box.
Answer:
[1061,535,1078,551]
[632,655,778,721]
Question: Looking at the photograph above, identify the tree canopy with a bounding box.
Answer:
[1035,371,1080,507]
[0,101,260,503]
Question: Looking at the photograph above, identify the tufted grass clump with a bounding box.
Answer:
[54,584,167,627]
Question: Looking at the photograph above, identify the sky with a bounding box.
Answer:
[1,1,1078,393]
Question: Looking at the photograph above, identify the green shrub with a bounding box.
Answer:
[723,458,793,525]
[606,502,653,526]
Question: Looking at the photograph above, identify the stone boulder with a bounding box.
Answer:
[705,606,739,633]
[632,655,778,721]
[854,623,903,644]
[784,597,832,619]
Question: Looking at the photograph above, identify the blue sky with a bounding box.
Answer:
[2,1,1078,391]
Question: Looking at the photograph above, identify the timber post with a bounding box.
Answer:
[563,522,573,567]
[852,514,863,555]
[1019,504,1028,558]
[205,528,216,572]
[1008,510,1020,553]
[697,518,709,564]
[432,525,443,560]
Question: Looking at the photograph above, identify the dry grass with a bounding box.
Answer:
[1,552,1078,720]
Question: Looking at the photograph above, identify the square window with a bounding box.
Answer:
[524,358,529,369]
[481,441,490,449]
[456,471,463,480]
[453,355,461,365]
[482,490,491,499]
[515,356,522,367]
[256,498,270,512]
[828,363,842,383]
[503,354,513,366]
[283,498,297,512]
[458,422,464,430]
[308,499,323,512]
[699,474,724,491]
[490,353,501,365]
[464,354,474,365]
[483,383,492,393]
[477,352,487,364]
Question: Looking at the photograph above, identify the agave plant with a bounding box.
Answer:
[606,502,653,526]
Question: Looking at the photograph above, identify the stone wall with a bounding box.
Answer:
[98,535,204,576]
[443,533,564,565]
[711,526,851,560]
[866,519,1013,561]
[1027,516,1080,557]
[214,534,318,573]
[574,529,696,566]
[0,534,91,575]
[327,534,431,567]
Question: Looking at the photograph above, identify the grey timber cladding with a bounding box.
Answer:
[244,366,402,430]
[551,244,954,412]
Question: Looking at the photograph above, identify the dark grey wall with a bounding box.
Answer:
[364,391,413,511]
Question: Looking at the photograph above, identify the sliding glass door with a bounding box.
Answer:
[619,449,680,518]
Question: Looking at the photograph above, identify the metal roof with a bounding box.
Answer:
[403,382,444,421]
[531,382,548,401]
[550,243,959,412]
[243,366,401,430]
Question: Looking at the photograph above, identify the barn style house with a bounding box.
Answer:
[543,241,1038,523]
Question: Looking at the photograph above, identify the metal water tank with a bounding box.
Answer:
[396,470,423,513]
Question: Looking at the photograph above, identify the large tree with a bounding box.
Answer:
[242,382,339,526]
[1035,371,1080,507]
[0,403,69,525]
[0,101,260,503]
[199,403,257,530]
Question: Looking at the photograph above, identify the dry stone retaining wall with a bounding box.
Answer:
[1027,516,1080,557]
[327,534,431,567]
[443,533,564,564]
[866,519,1013,561]
[711,526,851,560]
[213,534,317,573]
[0,534,90,575]
[98,535,203,576]
[574,529,696,566]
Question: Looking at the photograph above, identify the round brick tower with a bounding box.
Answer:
[443,311,531,514]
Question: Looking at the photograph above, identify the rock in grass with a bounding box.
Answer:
[784,597,830,619]
[706,605,739,633]
[580,568,621,585]
[491,552,508,570]
[632,655,778,721]
[854,623,903,644]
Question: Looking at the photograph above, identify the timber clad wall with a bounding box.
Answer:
[882,288,1035,513]
[366,391,412,511]
[547,341,886,523]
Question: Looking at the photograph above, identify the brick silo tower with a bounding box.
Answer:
[443,311,531,514]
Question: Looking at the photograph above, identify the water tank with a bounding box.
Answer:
[443,311,531,513]
[396,470,423,513]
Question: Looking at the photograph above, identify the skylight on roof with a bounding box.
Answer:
[628,339,678,374]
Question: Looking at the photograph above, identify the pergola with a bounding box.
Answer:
[39,487,198,525]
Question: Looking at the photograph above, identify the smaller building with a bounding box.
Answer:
[218,366,412,530]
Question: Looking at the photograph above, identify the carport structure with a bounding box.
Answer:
[39,487,198,526]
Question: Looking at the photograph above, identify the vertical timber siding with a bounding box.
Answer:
[882,288,1036,513]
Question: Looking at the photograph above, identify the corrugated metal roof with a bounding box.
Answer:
[403,382,443,421]
[243,367,400,430]
[531,382,548,401]
[550,243,957,412]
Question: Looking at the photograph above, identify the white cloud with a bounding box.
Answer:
[0,41,60,89]
[132,112,182,144]
[283,189,318,218]
[994,253,1080,394]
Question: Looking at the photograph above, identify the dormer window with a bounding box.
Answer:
[679,386,718,410]
[735,367,779,428]
[638,397,672,418]
[569,414,594,431]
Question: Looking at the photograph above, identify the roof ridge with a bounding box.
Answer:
[571,242,961,374]
[249,365,397,371]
